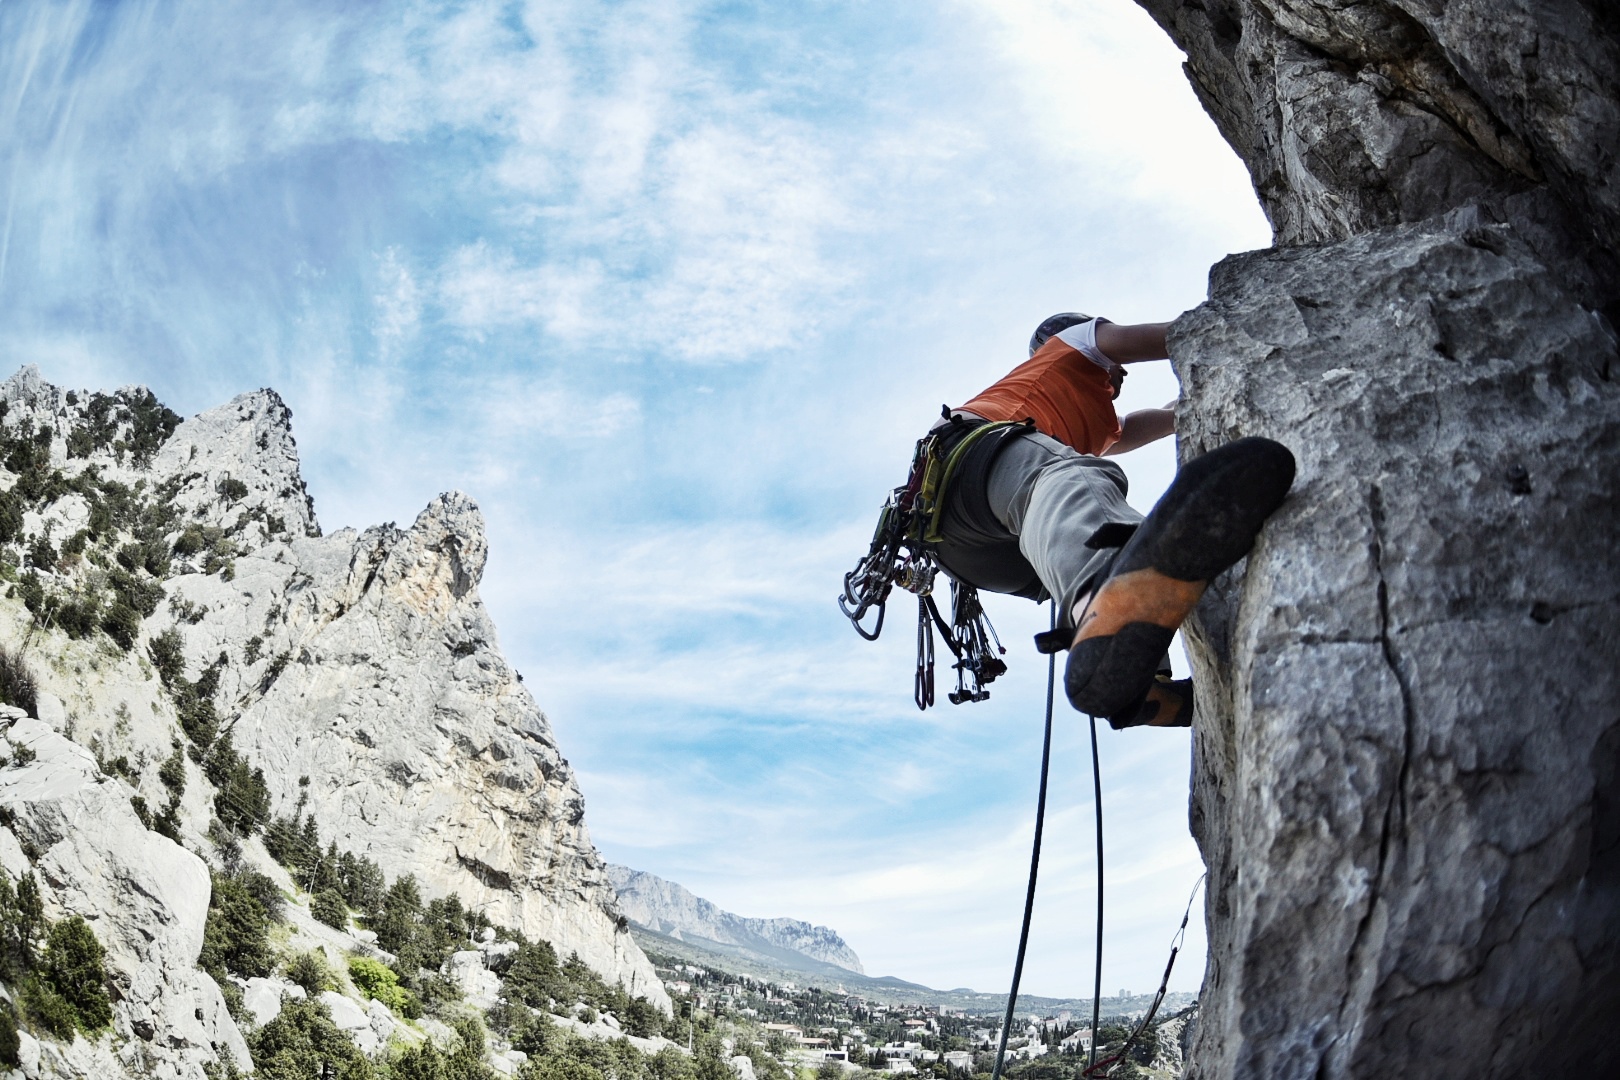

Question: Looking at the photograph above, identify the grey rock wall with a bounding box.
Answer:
[1126,2,1620,1077]
[0,712,251,1077]
[167,492,666,1009]
[1169,214,1619,1079]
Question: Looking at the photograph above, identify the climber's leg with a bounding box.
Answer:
[1064,437,1296,719]
[987,431,1143,613]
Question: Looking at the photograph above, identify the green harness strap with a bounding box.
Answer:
[919,419,1031,544]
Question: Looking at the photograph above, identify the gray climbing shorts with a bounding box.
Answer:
[934,429,1142,617]
[991,432,1142,613]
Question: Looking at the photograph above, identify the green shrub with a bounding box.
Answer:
[21,977,77,1039]
[38,915,112,1032]
[0,644,37,717]
[173,525,207,557]
[502,940,566,1010]
[3,872,46,970]
[283,951,335,996]
[0,1009,17,1066]
[109,566,165,616]
[147,629,186,686]
[0,492,23,545]
[387,1015,493,1080]
[246,995,373,1080]
[346,955,419,1018]
[310,889,347,930]
[26,535,56,572]
[54,590,102,639]
[159,744,187,797]
[205,734,270,837]
[101,601,141,651]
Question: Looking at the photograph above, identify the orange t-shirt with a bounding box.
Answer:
[958,337,1122,456]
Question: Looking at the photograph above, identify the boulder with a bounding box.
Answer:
[366,998,397,1047]
[320,991,381,1055]
[241,978,306,1028]
[16,1031,38,1080]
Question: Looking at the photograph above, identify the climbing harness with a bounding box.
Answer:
[838,412,1025,709]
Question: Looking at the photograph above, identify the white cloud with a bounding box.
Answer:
[373,247,423,362]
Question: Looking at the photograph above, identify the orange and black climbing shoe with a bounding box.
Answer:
[1066,436,1296,719]
[1107,675,1194,729]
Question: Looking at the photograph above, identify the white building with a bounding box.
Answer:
[1060,1031,1092,1054]
[943,1051,974,1072]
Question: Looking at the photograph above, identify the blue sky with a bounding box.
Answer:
[0,0,1268,996]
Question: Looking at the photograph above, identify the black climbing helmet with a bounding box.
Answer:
[1029,312,1093,357]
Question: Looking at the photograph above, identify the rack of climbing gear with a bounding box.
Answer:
[838,416,1022,710]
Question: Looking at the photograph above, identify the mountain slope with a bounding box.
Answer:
[608,864,864,974]
[0,366,670,1074]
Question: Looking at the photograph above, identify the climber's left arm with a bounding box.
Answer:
[1105,401,1177,456]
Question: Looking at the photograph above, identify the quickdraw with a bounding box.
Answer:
[838,415,1020,710]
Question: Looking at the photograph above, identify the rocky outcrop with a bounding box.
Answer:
[0,710,251,1077]
[0,362,669,1054]
[1136,0,1620,317]
[608,865,865,974]
[1132,2,1620,1077]
[163,491,664,1010]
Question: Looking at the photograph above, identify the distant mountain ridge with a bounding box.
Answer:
[607,865,865,975]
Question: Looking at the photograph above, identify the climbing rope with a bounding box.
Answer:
[1087,712,1104,1070]
[988,610,1203,1080]
[989,602,1056,1080]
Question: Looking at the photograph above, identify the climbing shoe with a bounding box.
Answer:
[1107,675,1194,730]
[1066,436,1296,718]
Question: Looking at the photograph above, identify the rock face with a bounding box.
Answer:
[0,713,251,1077]
[608,865,865,974]
[1136,0,1620,317]
[1170,215,1619,1078]
[176,489,664,1010]
[1131,2,1620,1077]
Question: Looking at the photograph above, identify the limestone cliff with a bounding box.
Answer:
[608,865,865,975]
[0,366,667,1075]
[1130,2,1620,1077]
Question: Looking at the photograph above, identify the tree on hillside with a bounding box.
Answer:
[38,916,112,1032]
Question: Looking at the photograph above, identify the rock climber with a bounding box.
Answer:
[847,312,1295,728]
